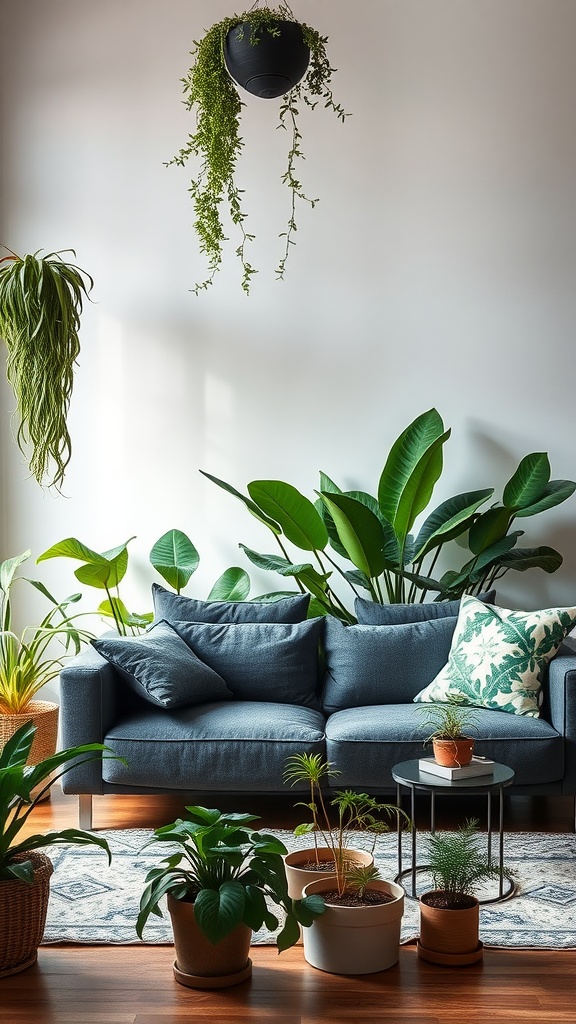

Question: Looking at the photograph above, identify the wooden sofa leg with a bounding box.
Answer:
[79,794,93,830]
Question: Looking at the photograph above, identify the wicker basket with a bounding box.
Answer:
[0,700,59,764]
[0,851,54,977]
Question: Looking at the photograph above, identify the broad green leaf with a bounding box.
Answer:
[314,497,348,559]
[38,537,109,565]
[150,530,199,592]
[74,546,129,589]
[377,409,448,541]
[0,551,31,595]
[317,492,386,578]
[344,568,372,591]
[248,480,328,551]
[318,471,342,494]
[468,507,512,555]
[513,480,576,517]
[200,470,281,533]
[467,530,522,574]
[497,546,563,573]
[207,567,251,601]
[503,453,550,510]
[194,881,246,944]
[345,491,400,562]
[413,490,494,559]
[239,544,310,576]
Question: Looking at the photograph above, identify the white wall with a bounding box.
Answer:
[1,0,576,657]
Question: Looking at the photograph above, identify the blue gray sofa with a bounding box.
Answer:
[59,587,576,829]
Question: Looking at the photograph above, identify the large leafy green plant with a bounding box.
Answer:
[202,408,575,620]
[0,248,93,489]
[38,529,252,636]
[0,551,93,714]
[170,3,347,293]
[0,722,113,881]
[136,804,324,948]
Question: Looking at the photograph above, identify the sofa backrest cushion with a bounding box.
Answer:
[152,584,310,624]
[92,621,233,709]
[321,615,457,714]
[354,590,496,625]
[169,617,323,709]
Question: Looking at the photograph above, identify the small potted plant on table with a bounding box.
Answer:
[418,818,516,965]
[419,700,478,768]
[136,804,324,989]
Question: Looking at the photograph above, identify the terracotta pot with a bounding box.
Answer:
[224,19,310,98]
[0,851,53,977]
[167,893,252,988]
[418,891,483,965]
[301,877,405,975]
[284,847,374,899]
[432,737,474,768]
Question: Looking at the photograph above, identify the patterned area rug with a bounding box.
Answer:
[42,829,576,949]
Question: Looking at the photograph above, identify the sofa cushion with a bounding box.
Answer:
[102,701,326,790]
[414,594,576,717]
[324,704,564,789]
[169,617,323,708]
[321,615,456,714]
[354,590,496,625]
[152,583,310,624]
[92,621,232,709]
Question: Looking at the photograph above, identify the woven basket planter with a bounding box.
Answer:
[0,852,54,977]
[0,700,59,764]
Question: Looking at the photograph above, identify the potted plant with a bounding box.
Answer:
[419,700,478,768]
[0,722,113,976]
[418,818,515,965]
[169,4,348,293]
[136,804,324,989]
[0,551,94,771]
[283,752,409,898]
[0,247,93,489]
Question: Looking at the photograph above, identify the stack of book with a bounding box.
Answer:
[418,755,495,779]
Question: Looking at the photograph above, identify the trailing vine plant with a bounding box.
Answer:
[169,3,348,294]
[0,248,93,490]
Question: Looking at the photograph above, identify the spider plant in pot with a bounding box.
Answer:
[419,699,478,768]
[418,818,516,965]
[0,247,93,490]
[0,722,114,977]
[170,2,348,294]
[136,804,325,989]
[283,752,410,899]
[0,551,94,774]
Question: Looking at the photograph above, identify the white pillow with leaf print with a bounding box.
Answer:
[413,594,576,718]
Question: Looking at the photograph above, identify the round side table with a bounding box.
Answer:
[392,759,516,904]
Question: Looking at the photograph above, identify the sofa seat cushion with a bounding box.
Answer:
[325,705,563,789]
[102,701,326,790]
[322,615,456,713]
[169,618,322,708]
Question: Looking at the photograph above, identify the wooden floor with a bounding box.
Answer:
[3,788,576,1024]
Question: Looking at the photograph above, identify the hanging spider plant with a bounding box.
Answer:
[0,248,93,490]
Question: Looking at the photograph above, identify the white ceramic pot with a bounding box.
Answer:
[284,847,374,899]
[301,877,405,975]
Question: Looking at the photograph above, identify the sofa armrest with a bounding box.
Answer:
[59,645,121,794]
[545,644,576,793]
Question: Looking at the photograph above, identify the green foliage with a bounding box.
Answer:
[283,753,411,896]
[202,409,575,620]
[418,700,478,744]
[424,819,515,906]
[0,248,93,489]
[136,804,325,947]
[169,4,348,293]
[38,529,253,636]
[0,551,94,714]
[0,722,115,881]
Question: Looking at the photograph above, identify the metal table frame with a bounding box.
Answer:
[392,759,516,904]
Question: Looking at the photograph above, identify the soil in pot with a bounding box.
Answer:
[320,888,396,908]
[284,847,373,899]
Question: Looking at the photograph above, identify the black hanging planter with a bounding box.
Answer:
[224,20,310,98]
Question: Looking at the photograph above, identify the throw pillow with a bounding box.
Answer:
[413,594,576,717]
[92,621,232,709]
[152,583,310,624]
[169,618,322,708]
[321,615,457,714]
[354,590,496,625]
